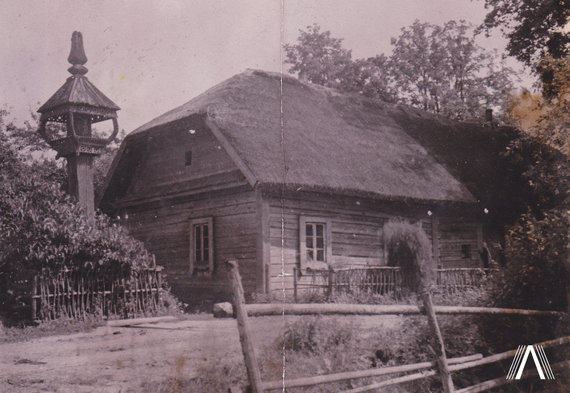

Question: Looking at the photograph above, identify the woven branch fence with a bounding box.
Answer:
[436,268,494,289]
[293,267,497,301]
[30,267,164,320]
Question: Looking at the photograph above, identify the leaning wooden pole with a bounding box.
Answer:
[384,221,454,392]
[420,288,455,393]
[227,260,264,393]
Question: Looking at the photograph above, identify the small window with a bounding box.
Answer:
[299,216,332,269]
[185,151,193,166]
[189,217,214,274]
[306,223,326,262]
[461,244,471,259]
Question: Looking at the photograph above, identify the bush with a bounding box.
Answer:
[0,129,153,273]
[491,209,568,312]
[0,123,160,322]
[475,209,568,361]
[281,315,354,354]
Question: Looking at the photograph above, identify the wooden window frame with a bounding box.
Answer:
[189,217,214,275]
[299,216,332,270]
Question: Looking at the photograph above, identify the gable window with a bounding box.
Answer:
[189,217,214,274]
[461,244,471,259]
[299,216,332,270]
[185,150,193,166]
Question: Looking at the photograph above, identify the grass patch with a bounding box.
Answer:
[257,312,513,393]
[135,357,247,393]
[0,315,104,343]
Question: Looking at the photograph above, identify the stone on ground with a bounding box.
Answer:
[213,302,234,318]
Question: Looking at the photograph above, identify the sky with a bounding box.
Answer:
[0,0,532,133]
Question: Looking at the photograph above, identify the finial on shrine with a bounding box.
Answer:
[67,31,88,76]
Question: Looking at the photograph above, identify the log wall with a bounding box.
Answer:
[437,217,482,268]
[266,194,432,293]
[122,191,258,307]
[266,193,482,294]
[113,121,258,307]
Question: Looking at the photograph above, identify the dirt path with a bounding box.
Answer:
[0,315,402,392]
[1,316,240,393]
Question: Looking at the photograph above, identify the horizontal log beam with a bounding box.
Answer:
[261,354,482,391]
[245,303,566,317]
[341,369,438,393]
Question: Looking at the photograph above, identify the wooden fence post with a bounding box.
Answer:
[227,260,264,393]
[328,268,335,299]
[293,267,298,303]
[31,275,38,320]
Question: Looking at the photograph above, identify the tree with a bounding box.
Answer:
[284,24,353,87]
[389,21,447,113]
[338,56,398,102]
[479,0,569,67]
[390,20,514,120]
[284,25,397,102]
[507,56,570,155]
[497,56,569,314]
[284,22,515,120]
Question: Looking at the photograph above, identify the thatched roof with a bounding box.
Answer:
[101,70,526,211]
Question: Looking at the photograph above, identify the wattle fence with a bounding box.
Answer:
[293,266,496,301]
[29,267,164,320]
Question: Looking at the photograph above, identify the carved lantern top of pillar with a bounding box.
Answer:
[37,31,121,158]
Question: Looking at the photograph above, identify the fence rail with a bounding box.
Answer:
[293,266,497,301]
[227,260,568,393]
[31,267,164,320]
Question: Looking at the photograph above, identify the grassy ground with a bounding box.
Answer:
[0,316,105,344]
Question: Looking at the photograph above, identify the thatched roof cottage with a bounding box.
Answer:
[99,70,523,305]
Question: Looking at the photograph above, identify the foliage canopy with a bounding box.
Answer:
[480,0,569,66]
[285,21,514,120]
[507,55,570,155]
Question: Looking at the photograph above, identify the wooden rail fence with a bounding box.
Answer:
[31,267,164,320]
[228,260,568,393]
[293,266,497,301]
